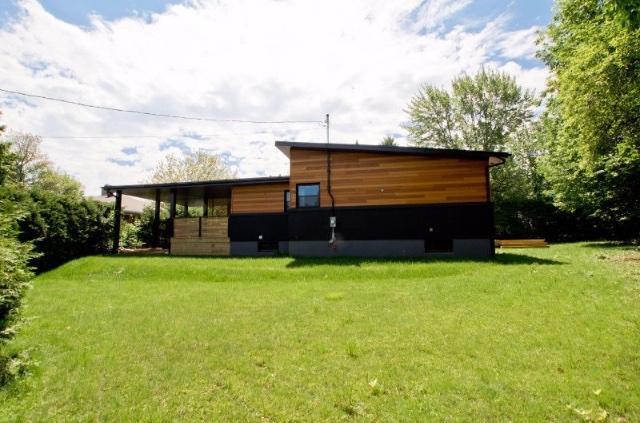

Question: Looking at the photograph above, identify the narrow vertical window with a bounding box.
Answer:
[284,190,290,211]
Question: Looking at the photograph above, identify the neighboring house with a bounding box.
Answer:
[102,141,509,257]
[90,195,152,222]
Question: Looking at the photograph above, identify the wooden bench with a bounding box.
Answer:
[497,239,549,248]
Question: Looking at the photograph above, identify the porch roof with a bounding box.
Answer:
[102,176,289,206]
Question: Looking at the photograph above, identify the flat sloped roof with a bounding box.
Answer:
[275,141,510,166]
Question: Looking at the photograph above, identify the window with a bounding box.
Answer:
[425,239,453,253]
[258,241,279,252]
[284,190,290,211]
[296,183,320,208]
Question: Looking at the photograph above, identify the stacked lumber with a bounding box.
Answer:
[171,217,230,256]
[497,239,549,248]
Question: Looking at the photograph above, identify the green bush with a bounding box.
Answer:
[494,198,603,242]
[0,200,34,385]
[18,190,113,272]
[120,219,142,249]
[135,205,171,249]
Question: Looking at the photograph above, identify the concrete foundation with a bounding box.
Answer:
[230,241,289,256]
[287,239,492,258]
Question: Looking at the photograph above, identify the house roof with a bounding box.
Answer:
[101,141,510,204]
[275,141,510,166]
[101,176,289,205]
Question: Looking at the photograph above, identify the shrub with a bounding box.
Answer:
[135,205,171,249]
[0,199,34,385]
[18,190,113,272]
[494,198,604,242]
[120,219,142,249]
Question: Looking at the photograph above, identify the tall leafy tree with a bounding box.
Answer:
[6,133,50,186]
[405,68,536,151]
[537,0,640,237]
[380,136,397,146]
[405,68,540,202]
[147,150,235,183]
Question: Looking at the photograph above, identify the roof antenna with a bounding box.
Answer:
[325,113,330,144]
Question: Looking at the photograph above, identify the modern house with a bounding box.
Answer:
[102,141,509,257]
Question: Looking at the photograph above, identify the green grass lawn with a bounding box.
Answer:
[1,243,639,421]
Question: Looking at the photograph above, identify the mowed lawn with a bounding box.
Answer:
[1,244,639,421]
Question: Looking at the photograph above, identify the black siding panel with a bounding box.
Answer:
[288,203,493,241]
[229,213,288,242]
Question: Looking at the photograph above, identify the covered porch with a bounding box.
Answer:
[101,177,288,256]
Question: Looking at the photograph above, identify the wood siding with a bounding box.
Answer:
[231,182,289,214]
[171,217,230,256]
[289,148,488,208]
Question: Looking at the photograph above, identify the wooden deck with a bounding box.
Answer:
[170,217,230,256]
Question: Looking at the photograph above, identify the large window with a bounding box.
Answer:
[296,183,320,208]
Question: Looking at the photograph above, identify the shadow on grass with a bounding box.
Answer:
[285,253,564,268]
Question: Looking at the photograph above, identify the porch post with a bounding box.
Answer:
[152,189,161,248]
[203,191,209,217]
[169,188,177,237]
[183,189,189,217]
[112,190,122,254]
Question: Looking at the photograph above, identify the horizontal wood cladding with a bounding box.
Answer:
[289,148,488,208]
[231,182,289,214]
[171,217,230,256]
[171,239,230,256]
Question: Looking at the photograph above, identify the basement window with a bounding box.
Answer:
[425,239,453,253]
[296,183,320,208]
[258,241,279,252]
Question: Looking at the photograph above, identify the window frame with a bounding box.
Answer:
[295,183,321,208]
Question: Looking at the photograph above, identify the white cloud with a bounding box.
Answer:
[497,26,541,59]
[411,0,472,31]
[0,0,547,195]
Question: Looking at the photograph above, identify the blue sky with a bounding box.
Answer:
[1,0,182,25]
[1,0,554,29]
[0,0,554,193]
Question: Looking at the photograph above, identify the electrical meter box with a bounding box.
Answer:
[329,216,337,228]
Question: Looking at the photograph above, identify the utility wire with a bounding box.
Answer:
[0,87,325,125]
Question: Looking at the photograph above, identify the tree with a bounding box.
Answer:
[147,150,235,183]
[537,0,640,238]
[35,169,83,199]
[405,68,540,201]
[0,129,112,271]
[405,68,537,151]
[6,133,50,186]
[380,136,397,146]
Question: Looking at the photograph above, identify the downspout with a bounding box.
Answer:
[326,114,337,248]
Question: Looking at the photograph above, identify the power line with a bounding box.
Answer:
[42,135,169,139]
[0,87,325,125]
